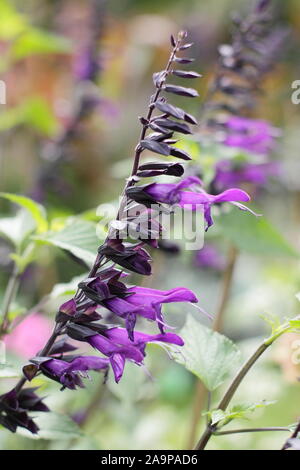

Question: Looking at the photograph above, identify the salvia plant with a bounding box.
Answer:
[0,29,254,438]
[0,0,300,452]
[200,0,287,193]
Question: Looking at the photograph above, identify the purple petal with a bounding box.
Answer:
[212,188,251,203]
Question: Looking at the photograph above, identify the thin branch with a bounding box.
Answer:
[214,427,291,436]
[195,341,269,450]
[187,245,238,448]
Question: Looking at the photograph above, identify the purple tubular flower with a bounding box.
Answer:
[88,327,183,383]
[212,159,280,191]
[104,286,198,337]
[223,117,279,156]
[0,388,48,434]
[137,176,251,230]
[74,47,99,82]
[195,244,225,271]
[35,356,109,390]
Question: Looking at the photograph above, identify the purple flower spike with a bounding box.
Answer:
[223,117,279,156]
[195,244,225,271]
[212,159,280,191]
[33,356,109,390]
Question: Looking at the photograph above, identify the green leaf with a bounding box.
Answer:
[0,209,35,246]
[10,243,37,273]
[17,412,83,440]
[217,210,298,257]
[205,401,276,427]
[49,274,88,299]
[107,362,146,404]
[33,219,104,266]
[171,316,241,391]
[11,28,71,60]
[260,313,282,336]
[262,315,300,346]
[0,97,58,136]
[0,193,48,233]
[289,319,300,331]
[205,409,226,426]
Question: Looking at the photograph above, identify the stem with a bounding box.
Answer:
[187,245,238,448]
[195,340,272,450]
[0,265,20,336]
[75,379,106,428]
[213,246,238,332]
[214,427,291,436]
[14,323,64,394]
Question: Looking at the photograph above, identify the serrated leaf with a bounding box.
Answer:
[217,210,298,257]
[171,316,240,391]
[33,219,103,266]
[205,409,226,426]
[205,401,276,427]
[17,412,83,440]
[49,274,88,299]
[0,193,48,233]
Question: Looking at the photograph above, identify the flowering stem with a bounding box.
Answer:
[129,39,180,179]
[0,265,20,337]
[87,32,185,278]
[187,245,238,448]
[12,32,187,397]
[14,322,65,394]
